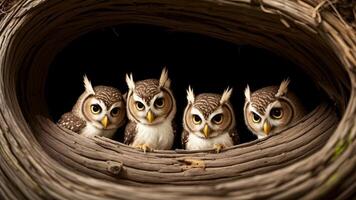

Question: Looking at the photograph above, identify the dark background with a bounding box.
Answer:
[46,24,322,148]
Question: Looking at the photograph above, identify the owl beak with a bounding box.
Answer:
[101,115,109,128]
[263,121,271,135]
[146,110,155,123]
[203,124,210,138]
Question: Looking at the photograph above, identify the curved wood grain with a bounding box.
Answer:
[0,0,355,199]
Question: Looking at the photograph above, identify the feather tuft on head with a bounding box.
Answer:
[83,74,95,95]
[125,73,135,91]
[244,85,251,102]
[159,67,171,88]
[186,86,195,104]
[220,87,233,104]
[276,79,290,97]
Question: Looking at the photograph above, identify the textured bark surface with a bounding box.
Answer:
[0,0,355,199]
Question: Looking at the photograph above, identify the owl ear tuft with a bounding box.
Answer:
[83,74,95,95]
[220,87,233,104]
[186,86,195,104]
[159,67,171,88]
[126,73,135,91]
[244,85,251,102]
[276,78,290,97]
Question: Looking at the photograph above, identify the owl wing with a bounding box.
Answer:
[181,130,189,149]
[229,128,240,145]
[57,112,86,133]
[124,121,137,145]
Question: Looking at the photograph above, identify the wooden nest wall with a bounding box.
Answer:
[0,0,355,199]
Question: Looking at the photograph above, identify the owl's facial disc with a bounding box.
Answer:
[249,100,290,137]
[130,91,173,125]
[190,107,228,139]
[83,97,108,129]
[106,101,125,129]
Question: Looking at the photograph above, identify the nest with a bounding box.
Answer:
[0,0,355,199]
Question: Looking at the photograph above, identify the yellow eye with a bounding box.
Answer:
[111,107,120,117]
[135,102,145,111]
[252,112,261,123]
[192,115,202,125]
[270,108,283,119]
[90,104,102,114]
[154,98,165,108]
[212,114,223,124]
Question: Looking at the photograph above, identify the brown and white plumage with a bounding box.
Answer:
[58,75,126,138]
[124,68,176,152]
[182,87,238,152]
[244,79,306,139]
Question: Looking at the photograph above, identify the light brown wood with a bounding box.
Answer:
[0,0,354,199]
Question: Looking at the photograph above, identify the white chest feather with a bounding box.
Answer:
[186,132,233,151]
[80,124,116,138]
[132,120,174,150]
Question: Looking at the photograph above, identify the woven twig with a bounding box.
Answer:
[0,0,355,199]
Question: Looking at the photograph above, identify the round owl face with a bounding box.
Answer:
[127,88,174,125]
[125,69,176,125]
[244,80,304,139]
[184,103,234,138]
[82,95,125,130]
[244,99,294,138]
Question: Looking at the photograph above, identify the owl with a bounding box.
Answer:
[124,68,176,152]
[244,79,306,139]
[182,87,239,153]
[57,75,126,138]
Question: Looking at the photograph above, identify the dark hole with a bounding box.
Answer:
[46,24,322,148]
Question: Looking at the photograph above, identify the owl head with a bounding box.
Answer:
[125,68,176,125]
[183,86,236,139]
[244,79,304,139]
[74,75,126,130]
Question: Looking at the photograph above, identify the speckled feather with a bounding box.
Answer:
[134,79,160,103]
[250,86,279,114]
[194,93,221,119]
[124,121,137,145]
[57,112,86,133]
[93,86,122,107]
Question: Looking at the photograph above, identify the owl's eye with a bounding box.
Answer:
[111,107,120,117]
[154,98,165,108]
[192,115,202,125]
[135,101,145,111]
[252,112,261,123]
[90,104,102,114]
[270,108,283,119]
[212,114,223,124]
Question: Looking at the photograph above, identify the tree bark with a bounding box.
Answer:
[0,0,355,199]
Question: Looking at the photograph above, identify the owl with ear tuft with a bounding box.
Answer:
[244,79,306,139]
[124,68,176,152]
[57,75,126,138]
[182,86,239,153]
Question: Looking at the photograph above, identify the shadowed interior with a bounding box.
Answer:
[46,24,323,148]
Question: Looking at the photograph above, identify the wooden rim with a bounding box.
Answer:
[0,0,355,199]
